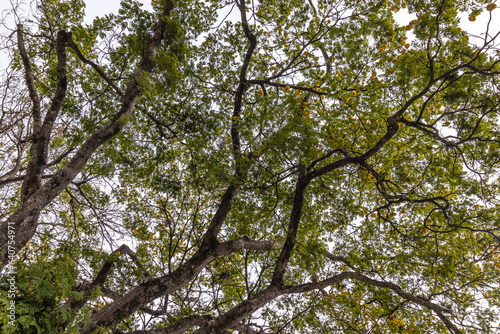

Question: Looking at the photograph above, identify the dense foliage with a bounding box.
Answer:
[1,0,500,333]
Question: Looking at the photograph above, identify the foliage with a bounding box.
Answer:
[1,0,500,333]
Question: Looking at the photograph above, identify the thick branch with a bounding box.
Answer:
[125,316,213,334]
[0,1,175,267]
[80,237,281,333]
[5,30,71,268]
[199,185,238,248]
[271,164,308,285]
[193,287,280,334]
[193,271,462,334]
[101,287,167,317]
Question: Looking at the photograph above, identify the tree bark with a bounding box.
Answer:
[0,0,175,267]
[80,238,282,333]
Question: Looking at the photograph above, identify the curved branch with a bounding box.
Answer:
[283,272,462,334]
[17,24,41,132]
[192,270,462,334]
[80,237,283,333]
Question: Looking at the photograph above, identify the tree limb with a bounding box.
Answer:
[0,0,175,267]
[80,237,283,333]
[66,36,124,96]
[124,315,213,334]
[282,272,462,334]
[271,164,308,285]
[17,24,41,133]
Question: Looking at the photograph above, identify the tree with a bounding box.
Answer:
[1,0,500,332]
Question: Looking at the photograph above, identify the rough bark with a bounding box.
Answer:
[0,0,175,267]
[271,164,308,285]
[188,271,462,334]
[21,29,69,202]
[80,238,282,333]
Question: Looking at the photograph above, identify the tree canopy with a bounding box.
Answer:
[1,0,500,333]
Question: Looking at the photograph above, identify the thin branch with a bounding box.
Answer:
[283,272,462,334]
[66,36,124,96]
[45,146,75,168]
[247,79,327,96]
[0,174,54,188]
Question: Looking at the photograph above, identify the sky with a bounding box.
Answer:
[84,0,122,20]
